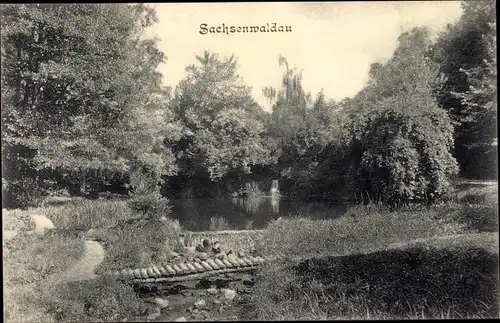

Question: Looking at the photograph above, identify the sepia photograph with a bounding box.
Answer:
[1,1,498,321]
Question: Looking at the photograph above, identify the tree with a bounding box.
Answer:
[349,27,458,204]
[168,51,273,190]
[263,55,313,145]
[431,0,497,178]
[1,4,175,206]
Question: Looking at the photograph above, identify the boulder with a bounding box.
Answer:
[207,287,217,295]
[153,297,169,309]
[221,288,236,301]
[194,299,206,310]
[29,214,55,235]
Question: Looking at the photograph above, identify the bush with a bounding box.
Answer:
[2,177,51,209]
[127,172,172,220]
[351,102,459,205]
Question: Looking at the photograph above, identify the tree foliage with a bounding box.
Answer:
[169,51,273,183]
[431,0,497,178]
[1,4,174,206]
[348,28,459,203]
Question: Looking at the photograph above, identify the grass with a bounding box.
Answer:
[3,228,86,323]
[256,205,467,260]
[94,216,183,273]
[252,234,499,320]
[38,277,148,322]
[250,183,499,320]
[32,198,139,231]
[3,197,181,323]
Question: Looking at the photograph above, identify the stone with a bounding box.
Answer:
[222,288,236,301]
[206,259,219,270]
[153,297,169,309]
[207,287,217,295]
[194,299,206,310]
[197,252,208,261]
[146,312,161,321]
[192,314,204,321]
[192,308,200,314]
[213,300,221,305]
[174,317,187,322]
[201,310,211,318]
[200,261,213,271]
[29,214,55,235]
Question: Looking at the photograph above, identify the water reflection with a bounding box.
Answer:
[170,196,350,231]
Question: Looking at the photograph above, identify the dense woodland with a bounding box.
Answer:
[1,2,497,208]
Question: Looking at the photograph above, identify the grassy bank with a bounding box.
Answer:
[252,233,498,320]
[2,198,179,323]
[250,184,499,320]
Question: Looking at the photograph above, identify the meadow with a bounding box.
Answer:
[3,183,498,321]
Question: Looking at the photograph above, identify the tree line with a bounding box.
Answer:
[1,2,496,208]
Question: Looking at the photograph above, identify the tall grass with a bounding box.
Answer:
[245,181,265,199]
[95,216,183,272]
[257,205,467,260]
[3,231,86,323]
[29,198,139,231]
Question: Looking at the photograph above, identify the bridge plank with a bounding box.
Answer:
[214,258,226,268]
[206,259,220,270]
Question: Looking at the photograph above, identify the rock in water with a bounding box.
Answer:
[146,311,161,320]
[222,289,236,301]
[153,297,169,309]
[194,299,206,310]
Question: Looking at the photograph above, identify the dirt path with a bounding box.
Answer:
[45,240,105,284]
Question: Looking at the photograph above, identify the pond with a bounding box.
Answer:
[170,196,351,231]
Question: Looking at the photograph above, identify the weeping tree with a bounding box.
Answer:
[262,56,351,198]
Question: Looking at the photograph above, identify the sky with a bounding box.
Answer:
[146,1,463,112]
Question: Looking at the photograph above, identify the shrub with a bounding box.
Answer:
[127,171,172,220]
[351,102,459,205]
[2,177,51,209]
